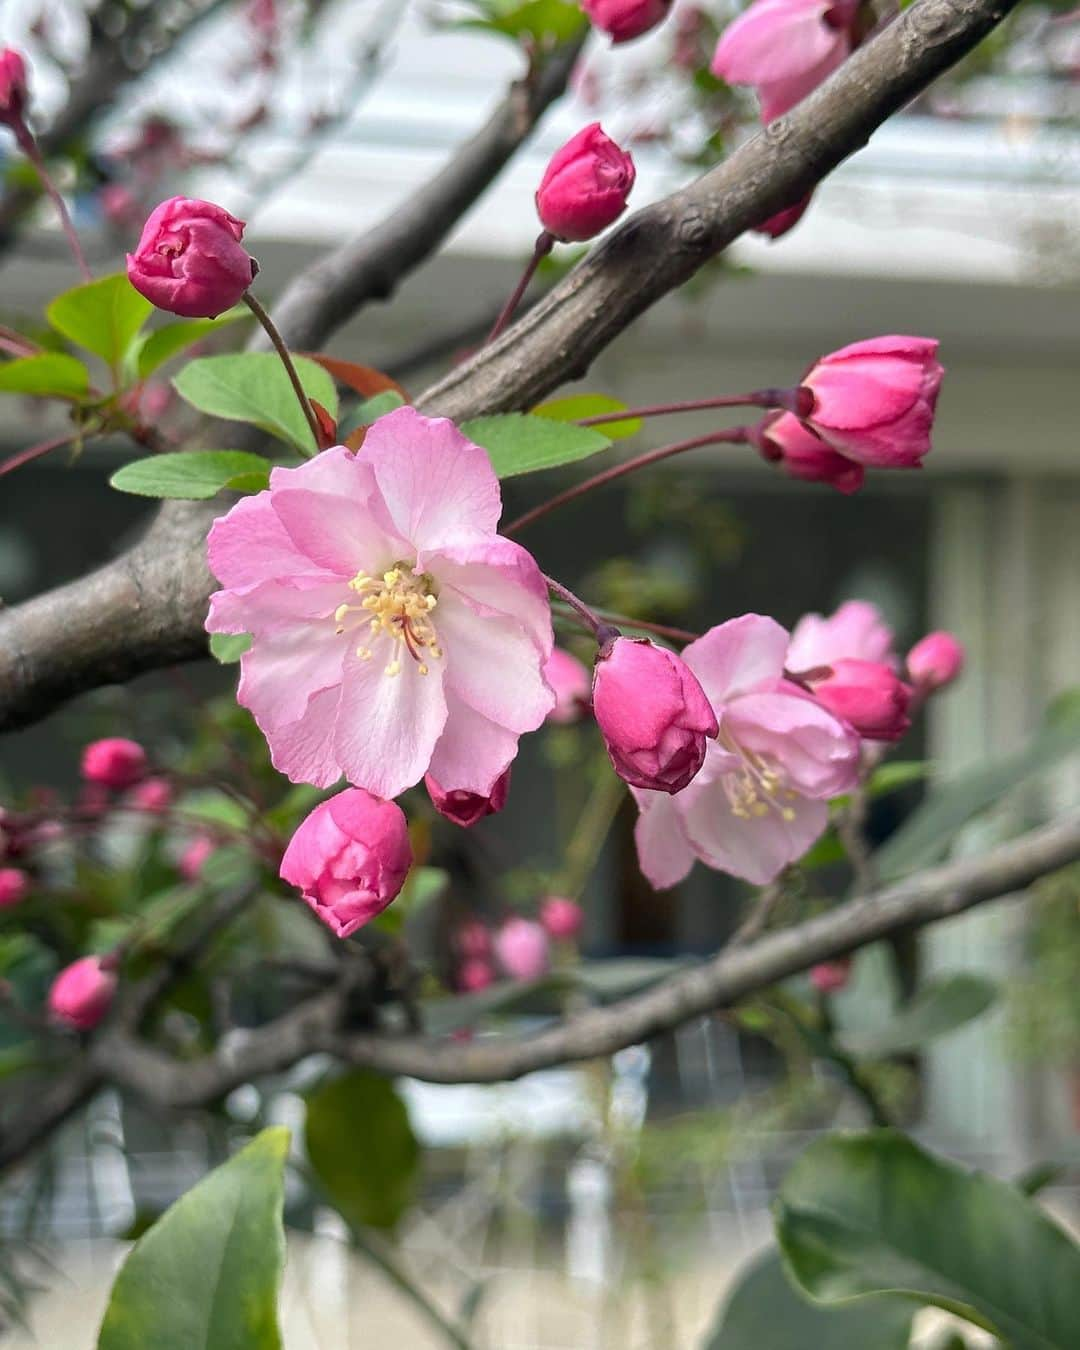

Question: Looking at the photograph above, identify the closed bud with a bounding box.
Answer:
[535,123,635,243]
[754,411,864,494]
[458,958,495,993]
[807,658,912,742]
[179,835,216,882]
[583,0,674,44]
[279,789,412,938]
[426,768,510,828]
[539,895,583,941]
[810,957,852,994]
[130,776,172,813]
[0,49,28,125]
[455,919,492,960]
[593,637,718,793]
[49,956,117,1031]
[906,631,964,692]
[0,868,28,908]
[494,917,551,982]
[81,738,147,790]
[127,196,255,318]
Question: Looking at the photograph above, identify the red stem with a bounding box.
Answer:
[243,291,323,455]
[14,121,92,283]
[543,574,607,638]
[577,389,805,426]
[504,426,753,536]
[486,231,555,345]
[0,432,79,478]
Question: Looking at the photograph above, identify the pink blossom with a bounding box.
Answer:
[206,407,555,800]
[711,0,858,122]
[0,49,28,125]
[907,631,964,692]
[179,835,216,882]
[426,767,510,828]
[99,183,142,230]
[801,336,944,468]
[539,895,583,941]
[127,197,254,318]
[593,637,718,793]
[0,868,28,908]
[280,788,412,938]
[756,194,813,239]
[495,917,551,982]
[456,919,492,960]
[459,958,495,993]
[129,776,173,813]
[582,0,674,44]
[787,600,896,672]
[805,659,912,742]
[49,956,117,1031]
[633,615,860,887]
[535,124,636,242]
[810,957,852,993]
[755,411,864,494]
[81,738,147,790]
[544,647,591,724]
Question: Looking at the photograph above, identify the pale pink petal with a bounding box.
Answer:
[681,778,827,885]
[713,0,846,117]
[428,689,521,796]
[271,486,406,578]
[632,788,697,890]
[724,689,860,798]
[681,614,789,706]
[787,600,895,669]
[207,490,332,590]
[427,536,553,657]
[333,647,448,799]
[237,619,347,732]
[437,592,555,732]
[206,577,346,637]
[361,407,502,551]
[264,685,344,788]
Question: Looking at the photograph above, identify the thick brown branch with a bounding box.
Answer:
[91,811,1080,1104]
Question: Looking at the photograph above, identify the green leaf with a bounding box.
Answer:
[0,352,90,399]
[354,391,406,424]
[209,632,252,664]
[532,394,643,442]
[461,412,612,478]
[97,1127,289,1350]
[47,273,153,369]
[110,450,273,500]
[1015,1162,1065,1198]
[836,974,998,1060]
[703,1249,912,1350]
[173,352,338,454]
[136,309,249,380]
[776,1130,1080,1348]
[458,0,587,41]
[305,1071,419,1232]
[866,760,929,799]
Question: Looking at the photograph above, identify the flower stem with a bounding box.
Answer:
[0,431,80,478]
[13,121,92,282]
[485,230,555,345]
[577,388,810,426]
[543,574,608,639]
[243,291,323,455]
[504,426,752,536]
[552,602,700,645]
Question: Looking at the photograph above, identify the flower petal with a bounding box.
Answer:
[725,689,860,798]
[681,614,789,706]
[437,592,555,732]
[632,788,696,890]
[264,685,345,789]
[427,536,553,657]
[207,489,333,590]
[680,776,827,885]
[427,688,522,795]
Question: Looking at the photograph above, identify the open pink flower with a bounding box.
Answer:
[206,407,555,800]
[711,0,859,123]
[633,615,860,887]
[787,599,896,672]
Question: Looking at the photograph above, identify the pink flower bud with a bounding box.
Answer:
[99,182,141,229]
[756,194,812,239]
[907,631,964,692]
[279,788,412,938]
[0,867,28,908]
[48,956,117,1031]
[801,336,944,468]
[582,0,674,44]
[593,637,718,793]
[0,49,28,125]
[544,647,591,724]
[81,738,147,790]
[810,957,852,994]
[458,958,495,993]
[539,895,583,941]
[456,919,492,960]
[426,768,510,828]
[129,776,172,814]
[755,411,864,494]
[494,917,551,982]
[807,659,912,742]
[179,834,216,882]
[535,124,636,243]
[126,197,255,318]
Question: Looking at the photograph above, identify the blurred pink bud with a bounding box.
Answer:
[456,919,492,960]
[130,776,172,813]
[0,868,28,908]
[807,659,912,742]
[756,193,812,238]
[755,411,864,494]
[458,958,495,993]
[494,917,551,982]
[426,768,510,828]
[539,895,583,941]
[593,636,718,793]
[179,835,215,882]
[139,382,173,421]
[81,738,147,790]
[583,0,674,43]
[279,788,412,938]
[48,956,117,1031]
[544,647,591,724]
[802,336,944,468]
[0,49,28,125]
[127,197,254,318]
[810,957,852,994]
[99,183,141,229]
[536,123,636,242]
[907,631,964,692]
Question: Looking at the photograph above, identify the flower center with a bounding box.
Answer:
[334,565,442,678]
[717,725,797,823]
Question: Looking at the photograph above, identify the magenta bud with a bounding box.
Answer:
[279,788,412,938]
[48,956,118,1031]
[81,738,147,790]
[539,895,583,942]
[0,867,28,908]
[127,196,254,318]
[583,0,674,44]
[0,49,28,125]
[425,768,510,829]
[458,958,495,993]
[130,776,172,814]
[906,631,964,692]
[455,919,493,960]
[592,637,718,794]
[807,659,912,742]
[755,411,864,495]
[494,917,551,983]
[535,123,636,243]
[179,835,216,882]
[810,957,852,994]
